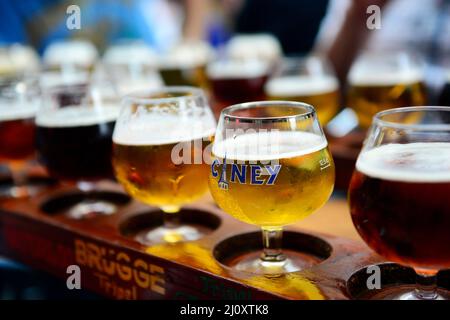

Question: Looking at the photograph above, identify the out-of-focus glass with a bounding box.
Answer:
[0,76,40,197]
[347,51,427,129]
[348,106,450,300]
[265,56,340,125]
[112,86,216,244]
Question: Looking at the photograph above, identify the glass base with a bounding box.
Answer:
[135,225,206,245]
[231,251,319,276]
[66,200,118,219]
[367,285,450,300]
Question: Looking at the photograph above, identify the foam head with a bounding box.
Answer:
[0,101,38,121]
[103,42,158,67]
[36,105,120,128]
[213,131,327,161]
[265,75,338,97]
[43,40,98,67]
[207,59,269,80]
[356,143,450,182]
[113,113,216,146]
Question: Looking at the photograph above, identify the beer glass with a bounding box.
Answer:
[112,86,216,244]
[36,83,120,217]
[265,56,340,125]
[209,101,335,274]
[158,42,213,88]
[348,106,450,300]
[0,76,40,197]
[207,58,270,115]
[347,51,427,129]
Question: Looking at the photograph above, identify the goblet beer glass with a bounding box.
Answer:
[348,106,450,300]
[209,101,335,274]
[36,83,120,217]
[265,56,340,125]
[347,52,427,129]
[0,76,40,197]
[112,86,216,244]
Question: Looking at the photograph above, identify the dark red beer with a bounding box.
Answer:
[207,60,269,114]
[349,143,450,270]
[0,118,35,161]
[36,107,118,181]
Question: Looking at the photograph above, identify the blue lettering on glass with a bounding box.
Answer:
[211,159,219,178]
[213,159,282,186]
[250,165,264,185]
[218,155,229,190]
[266,165,281,185]
[230,164,246,184]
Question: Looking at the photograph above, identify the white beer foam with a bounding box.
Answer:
[207,60,269,79]
[113,113,216,146]
[43,40,98,67]
[348,69,423,86]
[39,71,89,89]
[36,105,120,128]
[0,102,38,121]
[265,75,338,97]
[103,42,158,66]
[159,41,214,68]
[227,34,282,62]
[356,143,450,183]
[213,131,328,161]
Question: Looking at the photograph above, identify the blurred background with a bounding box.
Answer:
[0,0,449,299]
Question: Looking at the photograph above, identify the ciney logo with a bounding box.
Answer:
[211,158,281,189]
[66,5,81,30]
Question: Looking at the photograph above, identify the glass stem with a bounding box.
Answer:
[162,206,181,229]
[9,161,27,187]
[414,270,439,300]
[260,227,286,263]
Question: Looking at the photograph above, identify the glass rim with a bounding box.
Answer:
[122,86,205,105]
[373,106,450,131]
[221,100,316,123]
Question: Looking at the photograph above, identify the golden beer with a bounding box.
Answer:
[209,131,335,227]
[265,76,339,125]
[113,138,212,211]
[347,70,427,129]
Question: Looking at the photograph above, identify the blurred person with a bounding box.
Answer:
[0,0,209,54]
[222,0,331,56]
[318,0,450,101]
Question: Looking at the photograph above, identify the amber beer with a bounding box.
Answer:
[209,131,335,227]
[349,143,450,269]
[112,115,215,211]
[36,106,118,181]
[265,75,339,125]
[0,104,36,161]
[347,71,427,128]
